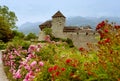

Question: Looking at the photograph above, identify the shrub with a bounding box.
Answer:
[7,37,31,50]
[43,28,52,36]
[65,38,74,47]
[0,41,6,50]
[25,33,37,41]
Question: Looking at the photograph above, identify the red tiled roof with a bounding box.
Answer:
[63,26,79,32]
[39,20,52,30]
[52,11,65,18]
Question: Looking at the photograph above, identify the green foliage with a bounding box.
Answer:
[0,5,17,29]
[0,16,13,42]
[36,43,58,64]
[7,37,31,50]
[43,28,52,36]
[51,37,74,47]
[0,41,6,50]
[34,42,78,81]
[65,38,74,47]
[4,66,16,81]
[34,61,51,81]
[25,32,37,40]
[0,5,17,42]
[12,30,25,39]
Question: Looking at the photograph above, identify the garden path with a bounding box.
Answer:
[0,51,8,81]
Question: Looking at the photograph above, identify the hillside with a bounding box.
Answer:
[18,16,120,35]
[18,22,42,35]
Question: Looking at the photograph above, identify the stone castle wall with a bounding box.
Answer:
[38,30,99,48]
[65,33,98,48]
[38,31,46,41]
[51,17,66,39]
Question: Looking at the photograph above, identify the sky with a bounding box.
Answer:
[1,0,120,25]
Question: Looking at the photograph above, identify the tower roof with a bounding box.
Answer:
[52,11,65,18]
[39,20,52,30]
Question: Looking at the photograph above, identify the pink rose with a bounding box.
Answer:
[39,61,44,67]
[30,61,37,67]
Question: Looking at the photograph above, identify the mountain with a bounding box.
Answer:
[18,22,42,35]
[66,16,120,28]
[18,16,120,35]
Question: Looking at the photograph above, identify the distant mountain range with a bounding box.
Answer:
[18,16,120,35]
[66,16,120,28]
[18,22,42,35]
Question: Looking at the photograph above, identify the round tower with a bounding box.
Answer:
[51,11,66,38]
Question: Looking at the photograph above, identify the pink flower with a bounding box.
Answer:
[14,50,20,56]
[28,54,35,58]
[30,61,37,67]
[9,54,14,59]
[23,79,29,81]
[21,60,27,66]
[28,45,37,52]
[26,57,30,61]
[35,68,41,72]
[24,71,34,81]
[36,48,40,52]
[39,61,44,66]
[25,65,31,71]
[37,43,42,48]
[13,69,21,79]
[10,60,15,66]
[44,35,51,42]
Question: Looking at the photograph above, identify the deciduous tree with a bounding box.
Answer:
[0,5,17,42]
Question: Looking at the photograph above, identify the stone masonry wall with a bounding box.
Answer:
[38,31,99,48]
[66,33,99,48]
[51,17,66,39]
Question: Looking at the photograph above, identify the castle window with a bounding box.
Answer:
[59,22,62,26]
[86,32,88,35]
[77,32,79,35]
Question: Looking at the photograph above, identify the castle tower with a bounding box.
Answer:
[51,11,66,38]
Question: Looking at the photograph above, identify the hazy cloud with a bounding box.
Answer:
[1,0,120,25]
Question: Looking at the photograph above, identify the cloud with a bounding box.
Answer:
[1,0,120,25]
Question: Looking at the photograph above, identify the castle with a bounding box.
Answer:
[38,11,98,48]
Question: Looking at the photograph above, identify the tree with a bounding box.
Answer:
[0,5,17,42]
[0,5,17,29]
[0,16,13,42]
[25,33,37,40]
[12,30,25,39]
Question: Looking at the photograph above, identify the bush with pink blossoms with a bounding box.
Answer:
[3,43,44,81]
